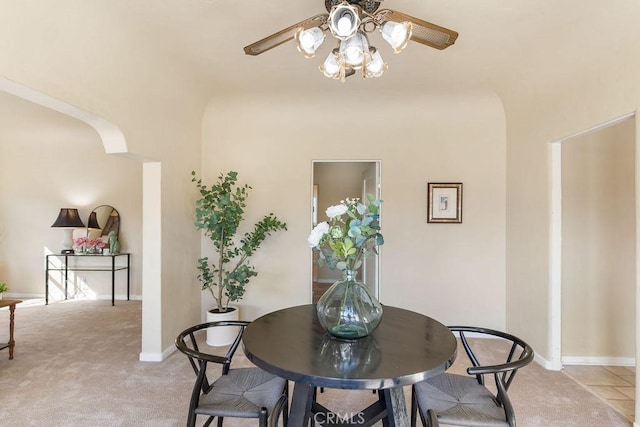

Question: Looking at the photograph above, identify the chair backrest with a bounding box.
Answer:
[449,325,534,421]
[175,320,250,386]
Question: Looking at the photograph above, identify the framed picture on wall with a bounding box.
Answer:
[427,182,463,223]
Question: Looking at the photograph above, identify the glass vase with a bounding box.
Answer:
[316,269,383,339]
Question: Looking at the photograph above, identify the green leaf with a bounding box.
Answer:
[192,171,287,311]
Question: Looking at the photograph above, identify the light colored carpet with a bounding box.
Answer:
[0,299,632,426]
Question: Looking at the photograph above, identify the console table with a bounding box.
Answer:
[45,253,130,306]
[0,299,22,359]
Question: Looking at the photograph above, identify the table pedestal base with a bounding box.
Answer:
[289,383,408,426]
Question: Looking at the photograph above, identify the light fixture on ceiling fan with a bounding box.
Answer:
[244,0,458,82]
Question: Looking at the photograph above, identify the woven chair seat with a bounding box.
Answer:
[410,326,534,427]
[175,320,288,427]
[415,373,508,427]
[196,367,287,419]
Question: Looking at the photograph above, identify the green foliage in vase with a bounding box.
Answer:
[192,171,287,313]
[308,194,384,271]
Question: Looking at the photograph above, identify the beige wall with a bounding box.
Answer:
[1,1,638,377]
[202,90,508,328]
[0,2,206,359]
[561,119,635,361]
[503,42,640,365]
[0,91,142,299]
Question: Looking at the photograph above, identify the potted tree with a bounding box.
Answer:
[192,171,287,346]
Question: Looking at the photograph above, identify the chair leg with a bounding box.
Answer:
[310,387,318,427]
[259,408,268,427]
[217,416,223,427]
[283,383,289,427]
[410,386,417,427]
[378,390,390,427]
[426,409,439,427]
[410,386,435,427]
[187,411,197,427]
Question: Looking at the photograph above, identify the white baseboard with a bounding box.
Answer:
[3,292,142,302]
[94,294,142,301]
[562,356,636,367]
[535,353,562,370]
[139,345,176,362]
[478,352,635,371]
[3,292,44,299]
[139,352,163,362]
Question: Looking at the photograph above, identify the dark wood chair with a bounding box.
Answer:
[175,320,288,427]
[411,326,534,427]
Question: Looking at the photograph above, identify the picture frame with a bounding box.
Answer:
[427,182,463,223]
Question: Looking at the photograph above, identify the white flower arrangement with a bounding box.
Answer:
[308,194,383,271]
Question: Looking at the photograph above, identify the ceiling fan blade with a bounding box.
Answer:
[376,9,458,50]
[244,14,329,56]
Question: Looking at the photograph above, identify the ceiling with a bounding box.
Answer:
[106,0,639,98]
[1,0,639,105]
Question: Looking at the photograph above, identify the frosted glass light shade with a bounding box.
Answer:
[295,27,325,58]
[320,50,342,78]
[339,32,369,68]
[381,21,412,53]
[364,48,386,78]
[337,17,354,35]
[328,3,360,40]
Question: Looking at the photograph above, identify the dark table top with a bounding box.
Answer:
[243,304,457,390]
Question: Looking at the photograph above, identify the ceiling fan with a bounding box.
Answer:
[243,0,458,81]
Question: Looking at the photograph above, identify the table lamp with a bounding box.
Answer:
[87,211,101,230]
[51,208,85,254]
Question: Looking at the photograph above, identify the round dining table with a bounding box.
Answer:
[243,304,457,426]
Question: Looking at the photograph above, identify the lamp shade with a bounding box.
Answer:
[87,211,101,230]
[51,208,86,228]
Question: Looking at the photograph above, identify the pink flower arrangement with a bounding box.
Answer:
[73,236,106,251]
[73,236,88,248]
[88,237,106,249]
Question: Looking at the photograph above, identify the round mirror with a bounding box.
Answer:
[86,205,120,240]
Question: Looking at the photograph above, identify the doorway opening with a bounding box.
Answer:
[311,160,381,303]
[550,113,636,371]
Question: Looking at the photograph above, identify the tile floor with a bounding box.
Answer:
[563,365,636,422]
